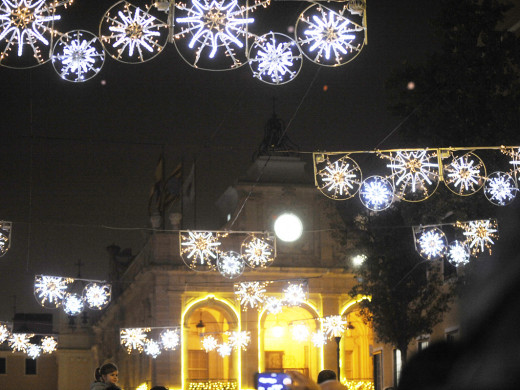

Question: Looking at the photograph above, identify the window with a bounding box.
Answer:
[393,349,402,386]
[25,359,37,375]
[446,329,459,344]
[188,350,208,379]
[0,357,6,374]
[418,337,429,352]
[373,352,382,390]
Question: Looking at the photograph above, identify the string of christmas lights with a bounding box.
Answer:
[0,321,58,359]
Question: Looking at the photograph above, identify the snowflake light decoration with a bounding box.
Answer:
[83,282,111,310]
[120,327,150,353]
[0,323,11,343]
[8,333,33,352]
[234,281,268,310]
[282,282,307,306]
[443,152,485,196]
[241,234,275,268]
[0,221,12,257]
[34,275,73,308]
[315,154,362,200]
[311,330,327,347]
[484,171,517,206]
[180,231,221,270]
[458,219,498,256]
[202,334,218,352]
[446,240,470,266]
[383,150,439,201]
[26,343,41,359]
[62,293,84,316]
[41,336,57,354]
[359,175,394,211]
[248,32,302,85]
[51,29,105,82]
[322,315,347,338]
[505,146,520,177]
[217,342,232,357]
[100,1,168,63]
[0,0,67,68]
[144,339,162,358]
[174,0,260,70]
[415,227,448,260]
[217,251,245,279]
[291,324,309,342]
[160,329,180,350]
[264,296,283,315]
[295,3,365,66]
[227,330,250,351]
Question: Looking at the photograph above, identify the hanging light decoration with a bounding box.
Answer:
[180,231,221,271]
[217,251,245,279]
[314,154,362,200]
[446,240,471,266]
[248,31,303,85]
[160,328,180,350]
[443,152,485,196]
[34,275,73,308]
[291,324,309,342]
[8,333,33,352]
[359,175,394,211]
[41,336,58,354]
[26,343,42,359]
[216,342,232,357]
[144,339,162,358]
[322,315,347,338]
[483,171,517,206]
[83,282,112,310]
[120,327,150,353]
[201,334,218,352]
[62,293,85,316]
[282,282,307,306]
[234,281,269,310]
[51,29,105,82]
[295,2,365,67]
[264,296,284,315]
[0,322,11,343]
[503,146,520,176]
[415,227,448,260]
[226,330,251,351]
[311,330,327,347]
[99,0,168,64]
[0,221,12,257]
[241,234,275,268]
[457,219,498,256]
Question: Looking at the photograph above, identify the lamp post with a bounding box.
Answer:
[334,335,342,382]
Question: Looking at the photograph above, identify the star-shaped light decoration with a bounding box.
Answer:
[0,221,12,257]
[26,343,42,359]
[180,231,221,271]
[34,275,73,308]
[311,330,327,347]
[382,150,439,201]
[483,171,517,206]
[144,339,162,358]
[51,29,105,82]
[415,227,448,260]
[291,324,309,342]
[217,342,232,357]
[0,322,11,343]
[282,282,307,306]
[217,251,245,279]
[322,315,347,338]
[315,154,362,200]
[83,282,111,310]
[443,152,485,196]
[62,293,84,316]
[8,333,33,352]
[359,175,394,211]
[248,32,303,85]
[227,330,250,351]
[100,1,168,63]
[457,219,499,256]
[241,234,275,268]
[295,3,365,66]
[201,334,218,352]
[234,281,269,310]
[446,240,471,267]
[264,296,284,315]
[41,336,57,354]
[120,327,150,353]
[502,145,520,178]
[160,329,180,350]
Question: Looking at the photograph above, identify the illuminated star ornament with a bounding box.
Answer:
[27,343,42,359]
[322,315,347,338]
[83,282,111,310]
[160,329,180,350]
[446,240,470,266]
[315,154,362,200]
[100,1,168,63]
[282,282,307,306]
[296,3,365,66]
[216,342,232,357]
[359,175,394,211]
[0,220,11,257]
[174,0,261,70]
[227,330,250,351]
[41,336,57,353]
[234,281,269,310]
[241,234,275,268]
[51,29,105,82]
[383,150,439,201]
[120,328,150,353]
[415,227,447,260]
[291,324,309,342]
[201,335,218,352]
[443,152,485,196]
[483,171,517,206]
[311,330,327,347]
[0,322,11,343]
[0,0,69,68]
[144,339,162,358]
[34,275,73,308]
[8,333,34,352]
[264,296,283,315]
[217,251,245,279]
[180,231,222,270]
[248,32,303,85]
[458,219,498,256]
[62,293,84,316]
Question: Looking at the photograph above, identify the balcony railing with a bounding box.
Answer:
[187,379,238,390]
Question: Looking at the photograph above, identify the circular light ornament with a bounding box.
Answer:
[234,281,269,310]
[62,293,85,316]
[227,330,251,351]
[160,329,180,350]
[248,32,302,85]
[144,339,162,358]
[416,227,447,260]
[282,282,307,306]
[315,154,362,200]
[52,29,105,82]
[99,0,168,64]
[322,315,347,338]
[41,336,57,354]
[241,234,275,268]
[311,330,327,347]
[274,213,303,242]
[359,175,394,211]
[264,297,284,315]
[217,251,245,279]
[27,343,42,359]
[295,3,366,67]
[484,171,517,206]
[34,275,73,308]
[180,231,221,271]
[443,152,486,196]
[120,327,150,353]
[217,342,232,357]
[8,333,33,352]
[202,335,218,352]
[459,219,498,256]
[83,282,112,310]
[446,240,471,266]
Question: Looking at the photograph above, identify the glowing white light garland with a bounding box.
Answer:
[415,227,447,260]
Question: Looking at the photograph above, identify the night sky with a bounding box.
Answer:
[0,0,438,320]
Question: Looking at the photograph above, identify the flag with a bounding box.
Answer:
[163,163,182,211]
[148,155,165,216]
[148,155,182,217]
[182,163,195,209]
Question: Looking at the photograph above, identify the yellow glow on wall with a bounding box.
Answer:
[136,383,148,390]
[188,380,238,390]
[181,294,241,390]
[340,295,371,316]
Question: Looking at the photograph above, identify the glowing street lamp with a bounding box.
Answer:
[274,213,303,242]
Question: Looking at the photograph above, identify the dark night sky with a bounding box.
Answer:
[0,0,439,320]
